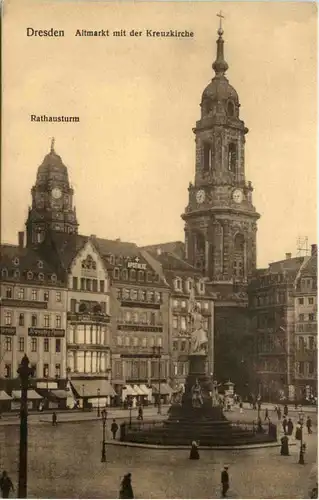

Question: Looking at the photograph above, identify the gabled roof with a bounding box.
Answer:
[38,232,88,272]
[299,253,317,278]
[268,256,305,274]
[141,241,185,259]
[151,251,200,275]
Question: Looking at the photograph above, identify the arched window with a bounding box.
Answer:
[227,100,235,117]
[138,270,145,282]
[14,270,20,279]
[38,273,44,281]
[37,260,43,268]
[27,271,33,280]
[113,268,120,280]
[13,258,19,266]
[228,142,237,173]
[122,269,128,281]
[233,234,245,278]
[130,269,136,281]
[51,274,57,283]
[203,142,212,171]
[1,268,8,278]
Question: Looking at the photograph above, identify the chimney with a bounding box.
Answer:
[311,244,317,256]
[18,231,24,249]
[156,248,162,256]
[115,238,121,242]
[285,253,292,260]
[90,234,96,239]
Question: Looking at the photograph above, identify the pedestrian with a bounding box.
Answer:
[111,419,119,440]
[280,435,289,456]
[277,407,282,421]
[239,401,243,414]
[119,473,134,499]
[287,418,294,436]
[221,466,229,498]
[189,441,200,460]
[283,404,288,417]
[306,416,312,434]
[282,417,288,434]
[52,412,57,426]
[0,471,14,499]
[264,408,269,421]
[137,405,143,421]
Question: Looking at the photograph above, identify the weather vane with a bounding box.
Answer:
[50,137,55,153]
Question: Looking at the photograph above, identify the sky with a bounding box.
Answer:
[2,0,317,268]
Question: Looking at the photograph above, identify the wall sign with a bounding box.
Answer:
[28,328,65,337]
[127,257,147,270]
[0,326,16,336]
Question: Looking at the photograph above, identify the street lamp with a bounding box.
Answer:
[152,346,162,415]
[298,416,305,465]
[97,388,100,417]
[129,400,132,429]
[82,384,85,412]
[17,354,34,498]
[101,410,107,462]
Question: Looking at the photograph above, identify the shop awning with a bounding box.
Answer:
[12,390,42,400]
[49,390,70,399]
[139,384,151,396]
[71,380,116,398]
[133,385,145,396]
[0,390,12,401]
[152,383,173,395]
[122,384,138,396]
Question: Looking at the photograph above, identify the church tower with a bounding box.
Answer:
[26,139,78,246]
[182,21,260,287]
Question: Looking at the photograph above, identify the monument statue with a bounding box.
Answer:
[189,304,208,355]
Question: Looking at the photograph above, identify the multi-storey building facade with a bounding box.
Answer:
[293,245,317,400]
[92,238,171,401]
[248,248,317,402]
[0,235,67,386]
[142,248,215,389]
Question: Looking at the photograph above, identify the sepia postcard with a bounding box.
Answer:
[0,1,317,499]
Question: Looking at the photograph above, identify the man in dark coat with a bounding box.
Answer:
[119,473,134,499]
[52,412,57,426]
[264,408,269,421]
[283,404,288,417]
[0,471,14,498]
[282,417,288,434]
[111,419,119,439]
[287,418,294,436]
[221,466,229,498]
[306,417,312,434]
[189,441,200,460]
[137,405,143,421]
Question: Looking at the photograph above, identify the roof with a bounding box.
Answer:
[93,237,139,258]
[268,257,305,274]
[71,380,116,397]
[0,243,65,287]
[298,254,317,278]
[141,241,185,259]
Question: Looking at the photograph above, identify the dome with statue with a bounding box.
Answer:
[36,138,70,187]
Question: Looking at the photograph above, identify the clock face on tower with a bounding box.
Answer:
[232,189,243,204]
[196,190,206,204]
[52,188,62,199]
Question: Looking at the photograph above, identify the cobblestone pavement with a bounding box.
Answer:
[0,420,317,498]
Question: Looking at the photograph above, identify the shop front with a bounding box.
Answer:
[151,383,173,405]
[11,389,43,411]
[0,390,12,413]
[71,379,116,409]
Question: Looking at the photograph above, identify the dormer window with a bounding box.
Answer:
[37,260,43,269]
[175,278,182,291]
[27,271,33,280]
[113,268,120,280]
[197,280,205,294]
[13,258,19,266]
[185,279,193,293]
[122,269,128,281]
[14,270,20,279]
[38,273,44,281]
[146,272,152,283]
[1,268,8,278]
[109,255,115,265]
[129,269,136,281]
[51,274,57,283]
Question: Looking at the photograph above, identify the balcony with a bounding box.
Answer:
[66,342,111,350]
[67,311,110,324]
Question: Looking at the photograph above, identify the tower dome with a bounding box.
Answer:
[201,25,239,116]
[36,138,69,187]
